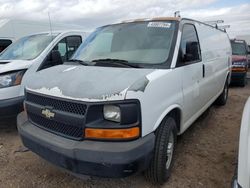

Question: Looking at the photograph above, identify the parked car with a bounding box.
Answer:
[232,97,250,188]
[0,19,85,53]
[0,31,87,118]
[17,17,232,184]
[230,39,249,86]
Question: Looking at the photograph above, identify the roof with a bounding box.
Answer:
[100,17,180,28]
[20,30,88,38]
[121,17,181,23]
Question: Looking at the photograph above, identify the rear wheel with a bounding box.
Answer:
[215,78,229,106]
[144,116,177,184]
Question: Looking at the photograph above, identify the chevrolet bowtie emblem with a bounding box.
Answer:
[41,109,55,119]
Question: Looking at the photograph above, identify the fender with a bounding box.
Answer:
[217,71,230,96]
[152,104,182,132]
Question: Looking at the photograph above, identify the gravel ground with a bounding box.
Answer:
[0,80,249,188]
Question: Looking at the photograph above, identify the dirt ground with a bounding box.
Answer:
[0,80,249,188]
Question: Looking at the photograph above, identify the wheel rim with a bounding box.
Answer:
[165,132,174,169]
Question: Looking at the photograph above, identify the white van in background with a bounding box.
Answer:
[0,31,87,118]
[17,17,231,184]
[0,19,86,52]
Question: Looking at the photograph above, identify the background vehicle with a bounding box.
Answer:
[232,97,250,188]
[230,39,249,86]
[0,19,85,53]
[17,17,231,184]
[0,31,87,118]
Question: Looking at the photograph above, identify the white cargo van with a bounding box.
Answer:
[0,31,87,118]
[17,17,232,184]
[0,19,85,52]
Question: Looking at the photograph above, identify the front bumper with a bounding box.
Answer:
[17,112,155,178]
[0,96,24,118]
[230,72,246,83]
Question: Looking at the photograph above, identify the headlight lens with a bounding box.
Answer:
[103,105,121,122]
[0,70,26,88]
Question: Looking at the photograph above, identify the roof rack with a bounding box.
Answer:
[204,20,230,32]
[204,20,224,29]
[174,11,181,18]
[218,25,230,32]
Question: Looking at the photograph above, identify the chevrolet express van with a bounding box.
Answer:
[230,39,249,86]
[0,31,87,118]
[17,17,232,184]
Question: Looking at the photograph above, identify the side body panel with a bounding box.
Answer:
[195,22,231,105]
[180,20,231,133]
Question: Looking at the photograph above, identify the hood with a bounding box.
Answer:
[0,60,33,73]
[26,65,155,101]
[232,55,247,62]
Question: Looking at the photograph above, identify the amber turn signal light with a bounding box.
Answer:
[85,127,140,140]
[232,67,247,72]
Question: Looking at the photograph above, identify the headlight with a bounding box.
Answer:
[103,105,121,122]
[0,70,26,88]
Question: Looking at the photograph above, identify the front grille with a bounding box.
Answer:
[29,113,83,139]
[26,92,87,115]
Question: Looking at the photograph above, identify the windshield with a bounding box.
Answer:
[0,33,57,60]
[231,41,247,56]
[72,21,177,67]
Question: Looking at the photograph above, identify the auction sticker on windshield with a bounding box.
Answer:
[147,22,171,28]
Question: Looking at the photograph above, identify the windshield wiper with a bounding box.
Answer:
[68,59,90,66]
[92,58,141,68]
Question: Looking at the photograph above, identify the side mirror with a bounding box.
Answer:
[184,42,200,62]
[51,50,63,66]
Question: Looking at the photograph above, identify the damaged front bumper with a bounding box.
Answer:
[230,72,246,83]
[17,112,155,178]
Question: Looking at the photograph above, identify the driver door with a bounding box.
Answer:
[177,23,203,129]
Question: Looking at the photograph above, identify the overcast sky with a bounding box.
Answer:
[0,0,249,37]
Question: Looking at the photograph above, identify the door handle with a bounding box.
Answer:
[202,64,205,78]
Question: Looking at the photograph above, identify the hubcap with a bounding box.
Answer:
[166,132,174,169]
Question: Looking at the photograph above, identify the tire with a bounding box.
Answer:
[215,78,229,106]
[231,165,238,188]
[144,116,177,184]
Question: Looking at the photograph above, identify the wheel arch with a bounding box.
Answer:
[153,105,182,134]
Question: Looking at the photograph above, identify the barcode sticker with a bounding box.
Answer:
[147,22,171,28]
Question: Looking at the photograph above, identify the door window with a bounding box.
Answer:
[177,24,201,66]
[53,35,82,62]
[66,36,82,59]
[0,39,12,53]
[40,35,82,70]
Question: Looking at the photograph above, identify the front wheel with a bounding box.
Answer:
[144,116,177,184]
[215,78,229,106]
